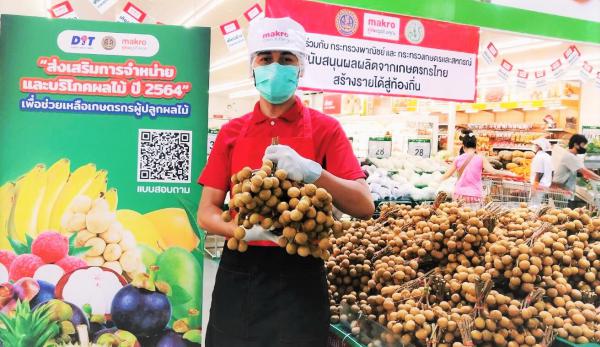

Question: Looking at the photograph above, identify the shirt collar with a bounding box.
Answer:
[251,96,303,124]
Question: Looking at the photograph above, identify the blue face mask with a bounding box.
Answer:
[253,63,299,104]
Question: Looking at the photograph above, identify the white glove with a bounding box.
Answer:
[263,145,323,183]
[242,225,280,243]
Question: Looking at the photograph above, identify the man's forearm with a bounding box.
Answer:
[314,170,374,219]
[197,204,236,238]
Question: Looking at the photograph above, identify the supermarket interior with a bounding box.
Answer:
[0,0,600,346]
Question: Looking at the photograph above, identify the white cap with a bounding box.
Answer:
[533,137,551,152]
[247,17,307,61]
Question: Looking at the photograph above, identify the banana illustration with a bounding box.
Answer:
[37,158,70,233]
[83,169,108,200]
[8,165,47,242]
[49,163,96,231]
[0,182,15,249]
[104,188,118,212]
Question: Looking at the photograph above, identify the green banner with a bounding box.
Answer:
[0,15,208,346]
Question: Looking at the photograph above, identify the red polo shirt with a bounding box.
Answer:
[198,98,365,191]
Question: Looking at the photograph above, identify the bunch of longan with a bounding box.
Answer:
[223,159,347,259]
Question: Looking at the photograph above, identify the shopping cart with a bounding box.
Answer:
[483,174,573,208]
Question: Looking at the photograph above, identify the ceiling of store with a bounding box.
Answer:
[1,0,599,102]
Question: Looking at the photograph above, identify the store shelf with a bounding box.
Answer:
[492,145,534,151]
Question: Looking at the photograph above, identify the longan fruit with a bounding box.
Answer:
[283,226,297,239]
[286,242,297,255]
[288,187,301,198]
[298,245,310,257]
[294,232,308,245]
[290,210,304,222]
[227,237,238,250]
[237,240,248,252]
[277,201,289,213]
[233,227,246,240]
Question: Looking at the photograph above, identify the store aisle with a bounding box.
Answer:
[202,255,219,346]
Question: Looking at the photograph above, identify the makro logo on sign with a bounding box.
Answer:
[58,30,159,57]
[363,13,400,41]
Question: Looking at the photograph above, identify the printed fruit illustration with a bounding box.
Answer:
[95,329,141,347]
[31,230,69,263]
[37,158,70,233]
[155,247,201,327]
[9,254,44,281]
[0,277,41,312]
[35,299,90,344]
[145,208,199,251]
[34,264,65,286]
[111,273,172,337]
[141,329,199,347]
[30,280,56,307]
[0,263,8,284]
[0,250,16,270]
[0,160,121,243]
[0,300,60,347]
[0,182,15,250]
[138,244,159,269]
[63,195,145,277]
[9,164,47,242]
[117,209,164,251]
[56,266,127,315]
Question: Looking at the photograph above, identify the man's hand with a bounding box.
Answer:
[264,145,323,183]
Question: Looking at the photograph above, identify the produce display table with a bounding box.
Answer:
[329,324,600,347]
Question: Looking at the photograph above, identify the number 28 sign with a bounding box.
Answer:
[408,138,431,158]
[368,137,392,158]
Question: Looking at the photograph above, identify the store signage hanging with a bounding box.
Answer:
[244,3,264,22]
[207,128,219,155]
[323,94,342,114]
[407,139,431,158]
[48,1,79,19]
[516,69,529,88]
[87,0,118,14]
[551,58,566,79]
[220,20,246,51]
[564,45,581,65]
[266,0,480,102]
[581,61,594,80]
[368,137,392,158]
[482,42,499,65]
[116,2,147,23]
[497,59,513,80]
[535,70,547,88]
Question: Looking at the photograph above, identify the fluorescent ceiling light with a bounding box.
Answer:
[209,79,253,94]
[181,0,224,27]
[210,50,249,72]
[229,88,259,99]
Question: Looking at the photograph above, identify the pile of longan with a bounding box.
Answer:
[223,159,348,259]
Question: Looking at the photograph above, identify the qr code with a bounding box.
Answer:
[137,129,192,183]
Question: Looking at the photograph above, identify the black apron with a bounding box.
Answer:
[205,245,329,347]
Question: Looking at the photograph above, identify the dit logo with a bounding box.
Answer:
[71,35,96,46]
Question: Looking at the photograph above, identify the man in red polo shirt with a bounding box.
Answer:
[198,17,373,347]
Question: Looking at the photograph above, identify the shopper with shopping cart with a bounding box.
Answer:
[440,129,513,207]
[553,134,600,208]
[530,137,553,207]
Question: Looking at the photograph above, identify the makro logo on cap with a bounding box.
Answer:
[262,30,288,39]
[335,9,358,36]
[58,30,159,57]
[363,13,400,41]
